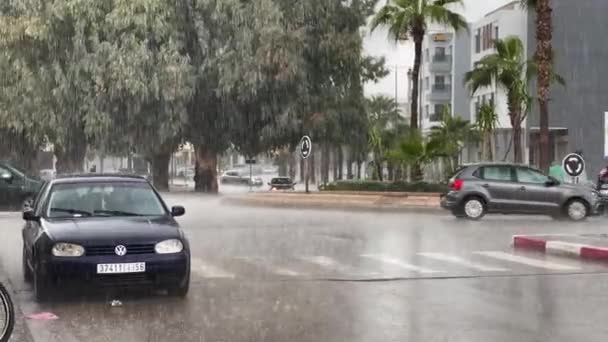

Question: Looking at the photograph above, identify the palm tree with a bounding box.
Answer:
[475,103,498,161]
[521,0,553,172]
[387,128,441,182]
[366,96,405,181]
[370,0,467,130]
[464,36,532,163]
[429,106,477,175]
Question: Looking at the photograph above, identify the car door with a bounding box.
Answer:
[23,181,49,265]
[514,167,561,213]
[478,165,520,211]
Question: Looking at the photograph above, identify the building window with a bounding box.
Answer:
[490,93,495,106]
[495,26,499,41]
[435,75,445,89]
[435,104,446,117]
[425,77,429,90]
[425,49,429,61]
[475,101,480,114]
[482,94,487,104]
[475,29,480,53]
[425,105,430,118]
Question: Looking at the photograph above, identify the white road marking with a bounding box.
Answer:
[299,255,382,277]
[235,256,303,277]
[473,251,580,271]
[190,258,235,278]
[360,254,442,274]
[417,252,509,272]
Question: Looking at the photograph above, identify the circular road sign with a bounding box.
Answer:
[299,135,312,159]
[562,153,585,177]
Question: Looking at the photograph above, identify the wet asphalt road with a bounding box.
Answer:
[2,191,608,341]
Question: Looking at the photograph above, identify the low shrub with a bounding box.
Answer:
[319,180,447,193]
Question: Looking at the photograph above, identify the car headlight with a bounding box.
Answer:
[155,239,184,254]
[52,243,85,257]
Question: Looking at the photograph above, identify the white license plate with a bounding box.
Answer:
[96,262,146,274]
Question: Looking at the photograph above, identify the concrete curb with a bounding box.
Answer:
[222,196,444,214]
[513,235,608,261]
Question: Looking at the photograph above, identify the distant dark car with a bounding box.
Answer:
[268,177,296,191]
[220,170,263,186]
[440,163,599,221]
[21,174,190,301]
[0,161,43,210]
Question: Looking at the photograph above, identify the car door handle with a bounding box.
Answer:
[519,186,526,191]
[482,184,490,188]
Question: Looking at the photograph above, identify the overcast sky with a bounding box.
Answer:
[364,0,512,100]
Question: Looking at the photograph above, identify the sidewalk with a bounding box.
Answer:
[222,192,442,212]
[513,234,608,261]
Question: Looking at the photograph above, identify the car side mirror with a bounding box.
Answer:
[0,172,13,184]
[23,208,39,222]
[171,206,185,217]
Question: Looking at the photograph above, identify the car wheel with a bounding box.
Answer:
[461,196,486,220]
[565,199,588,222]
[22,246,32,283]
[33,265,51,302]
[168,271,190,298]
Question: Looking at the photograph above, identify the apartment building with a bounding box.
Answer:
[418,25,471,131]
[466,1,529,163]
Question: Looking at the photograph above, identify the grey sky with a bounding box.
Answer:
[363,0,512,99]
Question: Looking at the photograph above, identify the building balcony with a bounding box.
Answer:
[430,55,452,72]
[426,84,452,101]
[429,112,444,122]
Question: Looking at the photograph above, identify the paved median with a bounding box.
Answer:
[222,191,442,212]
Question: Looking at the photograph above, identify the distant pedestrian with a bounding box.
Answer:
[549,161,565,183]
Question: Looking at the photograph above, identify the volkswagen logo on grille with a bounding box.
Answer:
[114,245,127,256]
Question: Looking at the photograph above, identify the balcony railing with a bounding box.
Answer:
[430,55,452,72]
[432,54,452,63]
[432,84,451,92]
[429,113,444,122]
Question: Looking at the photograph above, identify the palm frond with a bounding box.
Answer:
[424,4,468,32]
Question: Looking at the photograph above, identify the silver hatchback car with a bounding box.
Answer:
[440,163,600,221]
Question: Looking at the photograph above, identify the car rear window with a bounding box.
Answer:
[479,166,513,182]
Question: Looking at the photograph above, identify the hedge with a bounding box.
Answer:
[318,180,448,193]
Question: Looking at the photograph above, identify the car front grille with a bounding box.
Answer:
[85,244,156,256]
[94,274,155,287]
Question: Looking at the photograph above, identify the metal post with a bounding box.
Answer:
[304,158,309,193]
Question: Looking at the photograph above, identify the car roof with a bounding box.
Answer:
[51,173,148,184]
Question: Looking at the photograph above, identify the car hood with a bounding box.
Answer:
[42,216,181,244]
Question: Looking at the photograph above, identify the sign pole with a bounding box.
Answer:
[304,158,309,193]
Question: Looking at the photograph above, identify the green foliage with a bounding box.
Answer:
[429,107,477,160]
[319,180,447,193]
[387,128,441,167]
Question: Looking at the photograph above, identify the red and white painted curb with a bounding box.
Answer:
[513,235,608,261]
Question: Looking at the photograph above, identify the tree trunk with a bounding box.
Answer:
[55,144,86,174]
[151,152,171,191]
[337,146,344,180]
[346,151,354,180]
[387,163,394,181]
[322,143,330,184]
[332,148,338,181]
[194,145,218,193]
[310,152,316,184]
[288,151,296,180]
[411,31,424,129]
[376,161,383,182]
[356,161,362,180]
[278,150,288,177]
[536,0,553,173]
[508,92,523,163]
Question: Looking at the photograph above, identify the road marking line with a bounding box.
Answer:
[235,256,303,277]
[299,255,384,277]
[360,254,442,274]
[473,251,580,271]
[417,252,509,272]
[190,258,235,278]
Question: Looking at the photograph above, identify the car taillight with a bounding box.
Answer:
[451,179,464,191]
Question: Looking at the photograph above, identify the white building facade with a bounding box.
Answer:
[468,1,529,162]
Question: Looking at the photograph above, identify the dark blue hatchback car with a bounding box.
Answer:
[21,174,190,301]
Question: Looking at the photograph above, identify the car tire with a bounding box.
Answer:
[461,196,486,220]
[22,246,32,283]
[564,199,589,222]
[168,271,190,298]
[33,265,51,302]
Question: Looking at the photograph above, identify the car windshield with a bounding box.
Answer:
[46,182,166,218]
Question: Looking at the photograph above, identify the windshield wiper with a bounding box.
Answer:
[93,210,143,217]
[50,208,93,217]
